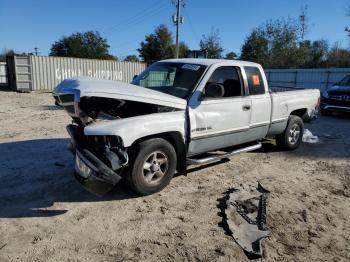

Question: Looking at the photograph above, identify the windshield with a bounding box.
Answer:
[339,75,350,86]
[131,62,206,99]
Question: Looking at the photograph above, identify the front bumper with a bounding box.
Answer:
[320,101,350,113]
[320,96,350,113]
[67,125,123,196]
[74,149,122,196]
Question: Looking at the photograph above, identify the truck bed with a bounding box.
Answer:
[267,87,320,136]
[269,86,305,93]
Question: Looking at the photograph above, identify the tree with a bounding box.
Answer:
[50,31,115,60]
[240,29,269,65]
[199,29,224,59]
[124,55,139,62]
[326,43,350,68]
[138,25,175,64]
[224,52,237,60]
[240,19,305,68]
[300,40,329,68]
[178,42,190,58]
[0,49,15,62]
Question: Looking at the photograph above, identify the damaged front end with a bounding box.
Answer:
[53,77,185,196]
[53,92,131,196]
[67,124,128,196]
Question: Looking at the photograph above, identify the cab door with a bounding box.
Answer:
[187,66,252,155]
[243,66,271,139]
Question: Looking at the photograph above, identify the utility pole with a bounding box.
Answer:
[175,0,180,58]
[299,5,308,41]
[172,0,184,58]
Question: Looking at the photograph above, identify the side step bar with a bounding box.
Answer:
[186,142,262,166]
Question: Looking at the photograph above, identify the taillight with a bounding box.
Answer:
[316,96,320,110]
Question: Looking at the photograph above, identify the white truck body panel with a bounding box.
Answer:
[268,89,320,135]
[84,111,186,147]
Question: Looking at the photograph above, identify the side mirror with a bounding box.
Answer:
[203,83,224,99]
[133,75,138,80]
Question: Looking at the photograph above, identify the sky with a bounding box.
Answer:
[0,0,349,59]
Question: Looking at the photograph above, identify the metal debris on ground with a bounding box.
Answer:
[302,129,319,144]
[225,182,270,257]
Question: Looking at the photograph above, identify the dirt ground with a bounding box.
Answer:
[0,91,349,262]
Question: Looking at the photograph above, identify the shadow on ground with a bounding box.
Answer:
[0,138,139,219]
[1,113,349,219]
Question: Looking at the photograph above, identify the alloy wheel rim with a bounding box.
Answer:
[288,124,301,144]
[142,151,169,185]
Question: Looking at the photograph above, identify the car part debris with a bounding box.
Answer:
[302,129,319,144]
[225,182,270,257]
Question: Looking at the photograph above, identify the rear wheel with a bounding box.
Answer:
[276,115,304,150]
[128,138,177,195]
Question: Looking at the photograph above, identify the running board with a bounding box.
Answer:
[186,142,262,166]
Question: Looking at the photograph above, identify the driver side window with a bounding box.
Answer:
[204,66,243,99]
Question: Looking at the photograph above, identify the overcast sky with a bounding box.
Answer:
[0,0,349,58]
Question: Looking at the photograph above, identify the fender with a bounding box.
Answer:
[84,111,186,147]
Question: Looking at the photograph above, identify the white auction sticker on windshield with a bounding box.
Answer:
[182,64,200,71]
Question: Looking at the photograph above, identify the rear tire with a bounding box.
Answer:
[276,115,304,150]
[128,138,177,195]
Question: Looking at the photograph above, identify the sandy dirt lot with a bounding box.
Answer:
[0,92,349,262]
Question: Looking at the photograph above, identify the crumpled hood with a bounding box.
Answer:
[53,77,187,109]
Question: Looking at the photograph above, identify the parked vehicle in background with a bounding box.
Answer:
[53,59,320,196]
[320,75,350,115]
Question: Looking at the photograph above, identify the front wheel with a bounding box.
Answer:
[276,115,304,150]
[128,138,177,195]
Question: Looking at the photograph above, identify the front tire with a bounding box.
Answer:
[128,138,177,195]
[276,115,304,150]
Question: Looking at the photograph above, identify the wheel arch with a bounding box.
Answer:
[290,108,309,121]
[129,131,187,173]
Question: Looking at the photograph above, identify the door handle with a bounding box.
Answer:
[242,105,251,111]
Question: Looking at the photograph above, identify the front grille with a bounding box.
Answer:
[329,95,343,100]
[323,97,350,107]
[64,105,76,115]
[59,93,75,104]
[55,93,76,115]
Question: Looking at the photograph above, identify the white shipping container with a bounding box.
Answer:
[7,55,147,91]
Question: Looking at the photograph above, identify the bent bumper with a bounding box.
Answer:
[66,125,123,196]
[74,149,122,196]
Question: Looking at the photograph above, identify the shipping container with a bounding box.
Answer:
[6,55,147,92]
[0,62,7,86]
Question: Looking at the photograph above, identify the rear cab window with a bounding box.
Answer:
[244,66,265,95]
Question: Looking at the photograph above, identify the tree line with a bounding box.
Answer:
[2,5,349,68]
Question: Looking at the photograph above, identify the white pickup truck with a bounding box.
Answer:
[53,59,320,196]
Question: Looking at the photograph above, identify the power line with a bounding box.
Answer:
[111,4,169,35]
[183,7,200,44]
[103,0,169,34]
